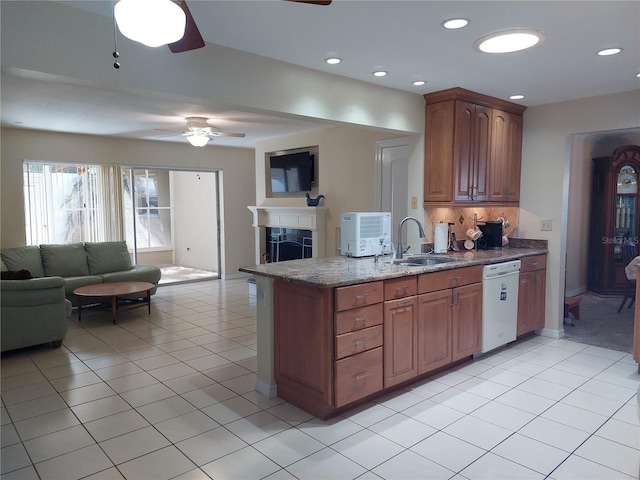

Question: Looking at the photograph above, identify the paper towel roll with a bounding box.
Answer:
[434,223,448,253]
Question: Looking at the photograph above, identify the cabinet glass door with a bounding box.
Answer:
[614,165,638,261]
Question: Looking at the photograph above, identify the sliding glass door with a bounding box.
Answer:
[24,162,221,282]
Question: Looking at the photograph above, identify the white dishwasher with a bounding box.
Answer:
[480,260,521,354]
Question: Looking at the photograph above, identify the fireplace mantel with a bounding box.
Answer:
[248,206,327,263]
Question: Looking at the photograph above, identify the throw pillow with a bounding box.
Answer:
[1,270,33,280]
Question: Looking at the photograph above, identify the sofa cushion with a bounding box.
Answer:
[40,243,89,277]
[99,264,161,285]
[85,241,132,275]
[1,246,45,278]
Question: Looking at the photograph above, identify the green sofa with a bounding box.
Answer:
[1,241,161,352]
[1,276,71,352]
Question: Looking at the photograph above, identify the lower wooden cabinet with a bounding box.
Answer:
[416,278,482,375]
[383,296,418,387]
[451,283,483,361]
[273,267,484,419]
[517,255,547,335]
[417,289,452,373]
[335,347,383,407]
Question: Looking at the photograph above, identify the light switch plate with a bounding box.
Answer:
[411,196,418,209]
[540,219,552,231]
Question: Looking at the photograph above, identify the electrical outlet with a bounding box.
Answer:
[411,196,418,209]
[540,219,552,231]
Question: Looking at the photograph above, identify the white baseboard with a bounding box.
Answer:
[538,327,565,339]
[255,379,277,399]
[221,272,252,280]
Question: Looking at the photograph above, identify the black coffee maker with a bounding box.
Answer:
[478,221,503,249]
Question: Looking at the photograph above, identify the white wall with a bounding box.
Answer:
[519,89,640,336]
[255,126,423,257]
[0,127,255,279]
[172,171,219,272]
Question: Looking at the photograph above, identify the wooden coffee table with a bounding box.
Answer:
[74,281,154,324]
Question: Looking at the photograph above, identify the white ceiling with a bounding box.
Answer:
[2,1,639,148]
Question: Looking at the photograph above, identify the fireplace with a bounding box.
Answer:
[248,206,326,264]
[266,228,312,262]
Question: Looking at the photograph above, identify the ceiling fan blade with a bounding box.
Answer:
[168,0,205,53]
[286,0,332,4]
[209,132,246,138]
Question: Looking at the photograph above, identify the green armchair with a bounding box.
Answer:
[1,276,71,352]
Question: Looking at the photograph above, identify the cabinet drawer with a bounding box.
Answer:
[335,304,382,335]
[335,325,383,360]
[520,254,546,273]
[335,347,383,407]
[418,265,483,293]
[384,276,418,300]
[335,282,383,312]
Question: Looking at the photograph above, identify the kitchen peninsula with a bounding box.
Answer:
[240,241,547,419]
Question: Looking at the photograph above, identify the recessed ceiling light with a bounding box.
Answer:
[442,18,469,30]
[509,94,525,100]
[372,70,388,77]
[412,80,426,86]
[325,57,341,65]
[636,72,640,78]
[597,48,622,56]
[474,29,544,53]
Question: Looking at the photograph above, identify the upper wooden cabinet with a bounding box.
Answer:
[423,88,527,206]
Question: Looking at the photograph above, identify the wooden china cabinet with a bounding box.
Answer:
[588,145,640,295]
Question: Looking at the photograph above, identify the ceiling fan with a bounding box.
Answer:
[158,117,246,147]
[115,0,331,54]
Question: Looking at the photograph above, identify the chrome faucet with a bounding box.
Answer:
[397,216,426,260]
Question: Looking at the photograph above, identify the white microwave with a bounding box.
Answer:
[340,212,392,257]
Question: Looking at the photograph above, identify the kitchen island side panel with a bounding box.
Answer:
[274,280,334,416]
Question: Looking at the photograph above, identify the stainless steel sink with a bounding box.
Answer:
[395,256,458,267]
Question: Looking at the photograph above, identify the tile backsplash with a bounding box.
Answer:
[423,206,520,242]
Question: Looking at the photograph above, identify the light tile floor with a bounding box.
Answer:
[1,278,639,480]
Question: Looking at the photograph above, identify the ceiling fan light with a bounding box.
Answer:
[187,132,209,147]
[114,0,186,48]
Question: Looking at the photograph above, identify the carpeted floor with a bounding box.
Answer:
[563,292,634,353]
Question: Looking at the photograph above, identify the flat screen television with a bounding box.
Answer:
[270,151,315,193]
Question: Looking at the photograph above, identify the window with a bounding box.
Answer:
[24,162,172,251]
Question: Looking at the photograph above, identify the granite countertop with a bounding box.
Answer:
[240,241,548,288]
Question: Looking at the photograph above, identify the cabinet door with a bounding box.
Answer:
[452,283,482,361]
[490,110,522,202]
[530,269,546,330]
[417,289,452,374]
[424,101,454,202]
[383,297,418,387]
[517,271,533,335]
[517,267,546,335]
[454,101,490,202]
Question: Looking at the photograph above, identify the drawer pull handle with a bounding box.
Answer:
[355,316,368,323]
[531,262,538,266]
[355,339,369,346]
[355,372,370,381]
[398,300,413,307]
[450,275,461,282]
[396,285,409,294]
[356,293,370,300]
